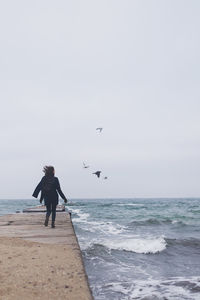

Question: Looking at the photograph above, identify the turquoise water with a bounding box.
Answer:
[1,198,200,299]
[0,199,36,216]
[69,198,200,300]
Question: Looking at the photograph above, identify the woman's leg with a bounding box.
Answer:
[45,201,52,226]
[51,202,57,227]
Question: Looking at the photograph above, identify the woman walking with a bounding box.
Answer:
[32,166,67,228]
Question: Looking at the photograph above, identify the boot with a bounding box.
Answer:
[44,216,49,226]
[51,221,55,228]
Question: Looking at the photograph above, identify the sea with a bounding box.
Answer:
[0,198,200,300]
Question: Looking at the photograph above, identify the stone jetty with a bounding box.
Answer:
[0,208,93,300]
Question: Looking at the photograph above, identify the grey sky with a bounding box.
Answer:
[0,0,200,198]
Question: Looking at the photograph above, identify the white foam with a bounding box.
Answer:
[73,219,126,236]
[106,277,200,300]
[172,220,178,224]
[69,208,82,214]
[102,236,167,254]
[78,239,95,251]
[72,212,90,223]
[105,282,130,296]
[70,208,90,223]
[129,277,200,300]
[71,209,126,234]
[97,222,125,235]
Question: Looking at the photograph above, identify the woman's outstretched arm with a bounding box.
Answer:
[32,177,45,198]
[56,178,67,203]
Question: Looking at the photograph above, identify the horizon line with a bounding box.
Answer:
[0,197,200,200]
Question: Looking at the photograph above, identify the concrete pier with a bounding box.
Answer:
[0,211,93,300]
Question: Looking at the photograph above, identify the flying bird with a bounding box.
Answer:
[96,127,103,133]
[103,177,108,180]
[83,162,90,169]
[93,171,101,178]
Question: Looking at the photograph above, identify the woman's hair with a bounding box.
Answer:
[43,166,54,176]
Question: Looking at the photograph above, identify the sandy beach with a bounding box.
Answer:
[0,212,93,300]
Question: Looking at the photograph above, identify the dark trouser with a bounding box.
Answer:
[46,201,57,223]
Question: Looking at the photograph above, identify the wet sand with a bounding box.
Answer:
[0,212,93,300]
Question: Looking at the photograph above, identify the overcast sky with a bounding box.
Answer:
[0,0,200,199]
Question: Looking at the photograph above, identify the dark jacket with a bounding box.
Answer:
[32,176,67,205]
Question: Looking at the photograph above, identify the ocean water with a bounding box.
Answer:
[1,198,200,300]
[68,198,200,300]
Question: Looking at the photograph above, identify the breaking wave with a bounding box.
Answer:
[85,236,167,254]
[101,236,166,254]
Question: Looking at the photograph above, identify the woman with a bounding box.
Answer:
[32,166,67,228]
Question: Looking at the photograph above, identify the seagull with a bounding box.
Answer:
[93,171,101,178]
[83,162,90,169]
[96,127,103,133]
[103,176,108,180]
